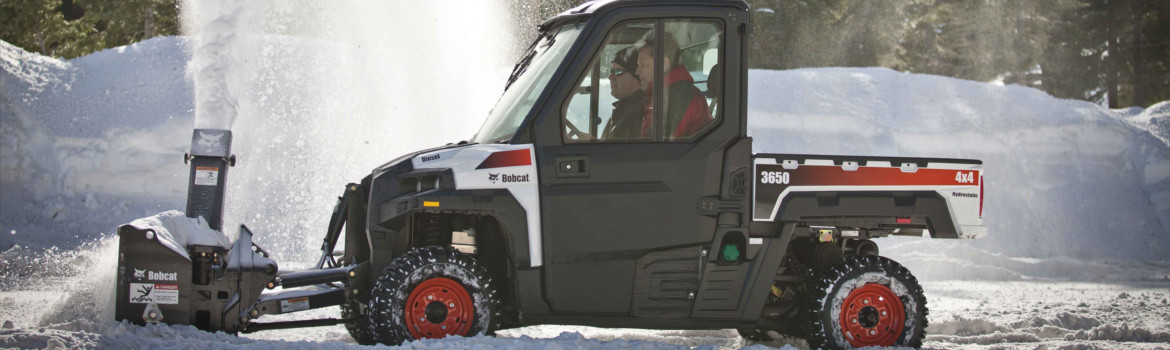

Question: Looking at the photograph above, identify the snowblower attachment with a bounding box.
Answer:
[115,223,275,330]
[115,219,358,332]
[114,129,358,333]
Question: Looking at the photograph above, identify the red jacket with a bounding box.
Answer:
[641,64,713,139]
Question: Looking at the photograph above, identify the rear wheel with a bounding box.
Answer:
[368,246,500,345]
[803,255,927,349]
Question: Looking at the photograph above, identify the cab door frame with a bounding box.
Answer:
[527,4,749,317]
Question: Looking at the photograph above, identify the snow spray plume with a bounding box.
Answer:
[184,0,266,130]
[0,236,120,330]
[210,2,514,264]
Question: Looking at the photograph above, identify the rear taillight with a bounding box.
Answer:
[979,175,984,218]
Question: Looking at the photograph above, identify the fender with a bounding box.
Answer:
[376,184,530,268]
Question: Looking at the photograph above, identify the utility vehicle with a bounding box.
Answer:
[115,1,985,348]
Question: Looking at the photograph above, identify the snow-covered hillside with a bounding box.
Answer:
[2,33,1168,349]
[1,38,193,250]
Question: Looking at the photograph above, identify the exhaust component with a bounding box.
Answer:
[843,239,879,257]
[185,129,234,231]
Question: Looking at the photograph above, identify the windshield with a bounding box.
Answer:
[473,22,585,144]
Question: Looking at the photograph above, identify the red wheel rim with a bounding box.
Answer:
[404,277,475,339]
[837,283,905,347]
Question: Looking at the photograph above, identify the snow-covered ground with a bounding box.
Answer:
[2,19,1169,350]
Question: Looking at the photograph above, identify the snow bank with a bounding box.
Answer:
[1,37,193,139]
[1,39,191,251]
[1123,101,1170,147]
[923,280,1170,348]
[883,238,1170,281]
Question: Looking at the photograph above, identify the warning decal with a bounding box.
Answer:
[281,297,310,313]
[129,283,179,304]
[194,167,219,186]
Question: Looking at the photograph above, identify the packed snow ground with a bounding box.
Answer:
[2,31,1169,349]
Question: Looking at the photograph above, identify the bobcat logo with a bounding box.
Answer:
[196,131,224,148]
[134,269,146,279]
[488,173,499,183]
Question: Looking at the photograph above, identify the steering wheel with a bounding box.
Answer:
[564,121,592,141]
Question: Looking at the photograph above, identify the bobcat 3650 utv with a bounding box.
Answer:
[115,1,985,348]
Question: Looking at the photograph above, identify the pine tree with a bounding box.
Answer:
[0,0,104,58]
[1041,0,1168,108]
[834,0,909,67]
[747,0,872,69]
[897,0,949,75]
[1129,0,1169,107]
[77,0,180,49]
[1038,1,1098,102]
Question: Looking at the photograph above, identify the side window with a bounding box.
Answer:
[659,20,722,141]
[564,20,654,143]
[563,19,723,143]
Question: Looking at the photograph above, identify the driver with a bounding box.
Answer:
[601,46,646,141]
[634,32,712,139]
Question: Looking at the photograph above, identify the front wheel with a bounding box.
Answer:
[803,255,928,349]
[368,246,500,345]
[341,303,375,345]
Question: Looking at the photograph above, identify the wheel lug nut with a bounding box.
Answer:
[427,295,434,300]
[863,299,869,304]
[870,330,876,335]
[449,303,455,308]
[419,317,425,322]
[882,311,887,316]
[441,325,447,330]
[852,319,858,324]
